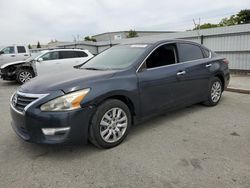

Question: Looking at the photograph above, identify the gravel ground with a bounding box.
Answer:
[0,79,250,188]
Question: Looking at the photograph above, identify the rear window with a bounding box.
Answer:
[17,46,26,53]
[76,51,88,57]
[178,43,204,62]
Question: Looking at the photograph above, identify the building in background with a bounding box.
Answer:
[36,24,250,72]
[92,31,176,42]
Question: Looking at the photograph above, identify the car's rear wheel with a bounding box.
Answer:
[16,68,35,84]
[204,77,222,106]
[89,99,131,148]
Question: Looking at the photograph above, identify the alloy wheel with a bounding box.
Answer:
[100,107,128,143]
[211,81,222,103]
[19,71,32,83]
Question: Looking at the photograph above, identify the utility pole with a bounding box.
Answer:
[193,18,201,43]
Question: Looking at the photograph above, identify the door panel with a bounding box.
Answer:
[176,43,212,102]
[35,59,63,76]
[16,46,29,61]
[138,63,188,117]
[35,51,61,76]
[0,46,18,65]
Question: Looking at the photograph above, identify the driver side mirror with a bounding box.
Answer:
[37,58,43,62]
[0,51,4,55]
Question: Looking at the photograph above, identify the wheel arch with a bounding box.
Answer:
[97,95,136,116]
[214,73,225,91]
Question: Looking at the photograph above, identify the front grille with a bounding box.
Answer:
[12,93,38,112]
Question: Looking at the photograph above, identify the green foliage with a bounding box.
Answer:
[37,41,41,48]
[84,36,97,42]
[194,23,218,30]
[219,15,238,26]
[28,44,32,49]
[193,9,250,30]
[126,30,138,38]
[236,9,250,24]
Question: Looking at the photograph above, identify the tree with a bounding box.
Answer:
[236,9,250,24]
[194,23,218,30]
[193,9,250,30]
[37,41,41,48]
[126,30,138,38]
[28,44,32,49]
[219,15,238,26]
[84,36,96,42]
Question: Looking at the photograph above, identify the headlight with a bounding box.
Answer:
[40,89,90,111]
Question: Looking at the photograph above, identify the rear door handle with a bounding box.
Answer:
[177,70,186,76]
[206,64,212,68]
[11,55,16,57]
[24,54,29,56]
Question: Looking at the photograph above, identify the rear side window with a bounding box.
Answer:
[59,51,77,59]
[146,44,177,69]
[76,51,88,57]
[17,46,26,53]
[178,43,204,62]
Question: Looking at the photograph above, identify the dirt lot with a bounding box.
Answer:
[0,79,250,188]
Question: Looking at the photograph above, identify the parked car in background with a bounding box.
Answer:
[0,49,93,84]
[0,45,30,67]
[10,40,230,148]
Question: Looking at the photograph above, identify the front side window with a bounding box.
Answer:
[178,43,204,62]
[41,51,59,61]
[146,44,177,69]
[17,46,26,53]
[2,46,14,54]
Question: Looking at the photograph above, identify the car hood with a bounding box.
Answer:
[19,68,117,94]
[1,60,26,69]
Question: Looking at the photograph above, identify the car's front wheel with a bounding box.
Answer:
[204,77,222,106]
[16,68,35,84]
[89,99,131,148]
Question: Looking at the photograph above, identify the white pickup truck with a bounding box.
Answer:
[0,45,30,67]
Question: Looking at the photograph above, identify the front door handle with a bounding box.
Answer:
[11,55,16,57]
[177,70,186,76]
[206,64,212,68]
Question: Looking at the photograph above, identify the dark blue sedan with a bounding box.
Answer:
[10,39,230,148]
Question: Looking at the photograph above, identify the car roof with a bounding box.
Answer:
[48,48,88,52]
[120,39,202,47]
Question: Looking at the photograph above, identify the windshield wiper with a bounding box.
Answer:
[82,67,102,70]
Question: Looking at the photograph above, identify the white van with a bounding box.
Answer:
[0,49,93,84]
[0,45,30,67]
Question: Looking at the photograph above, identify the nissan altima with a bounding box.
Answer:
[10,39,230,148]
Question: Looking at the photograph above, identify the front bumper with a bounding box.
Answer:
[10,92,96,144]
[0,68,16,80]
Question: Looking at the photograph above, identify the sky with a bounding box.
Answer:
[0,0,249,45]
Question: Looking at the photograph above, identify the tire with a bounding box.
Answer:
[16,68,35,84]
[89,99,132,149]
[203,77,222,106]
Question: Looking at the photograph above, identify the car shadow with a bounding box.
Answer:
[0,80,19,87]
[18,103,210,160]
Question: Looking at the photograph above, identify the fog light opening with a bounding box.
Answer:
[42,127,70,136]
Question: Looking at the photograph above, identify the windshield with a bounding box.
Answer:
[81,44,148,70]
[25,51,46,62]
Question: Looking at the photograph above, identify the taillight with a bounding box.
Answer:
[223,59,229,64]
